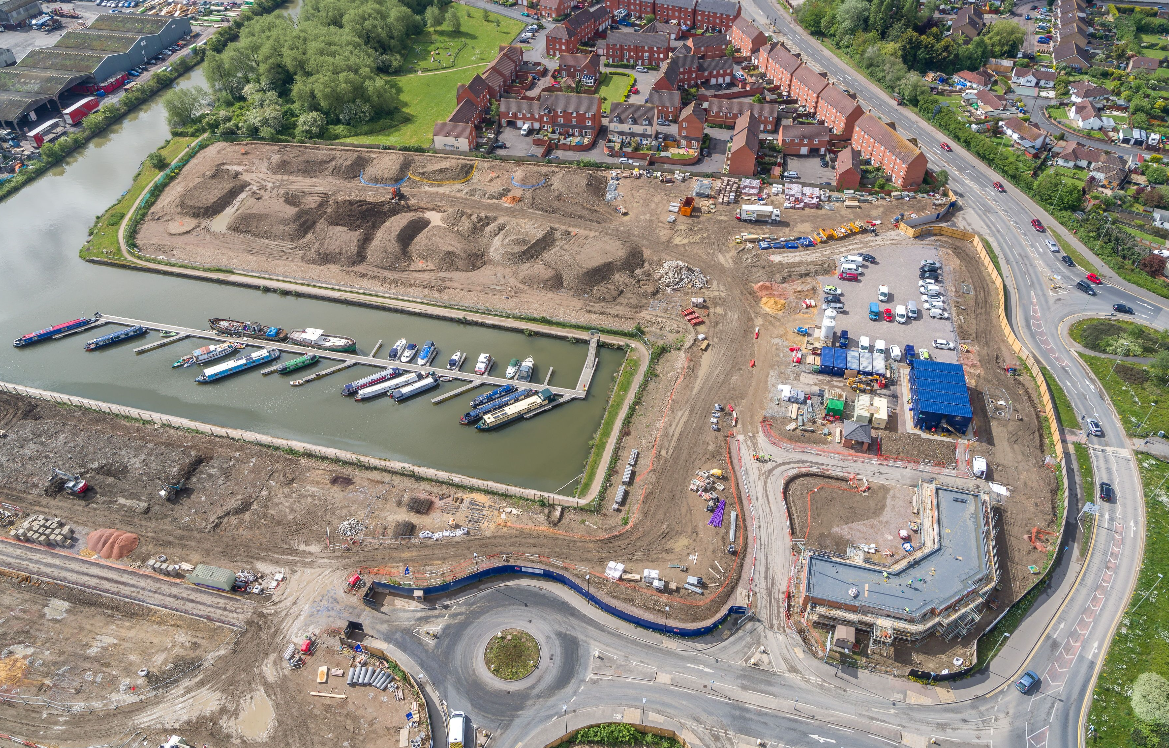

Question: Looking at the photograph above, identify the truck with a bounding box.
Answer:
[736,204,779,223]
[63,97,99,126]
[27,118,62,148]
[449,711,467,748]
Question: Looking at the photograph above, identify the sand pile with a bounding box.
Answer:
[523,169,608,220]
[409,160,475,184]
[515,264,563,290]
[179,168,248,218]
[407,225,483,271]
[555,236,643,290]
[87,528,139,560]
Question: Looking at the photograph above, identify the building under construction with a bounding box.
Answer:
[794,481,1000,655]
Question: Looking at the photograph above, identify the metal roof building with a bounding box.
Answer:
[908,358,973,434]
[0,0,42,26]
[185,564,237,592]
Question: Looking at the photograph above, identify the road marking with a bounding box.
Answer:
[807,737,836,744]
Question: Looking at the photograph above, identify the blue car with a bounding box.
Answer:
[838,330,849,349]
[1016,670,1039,694]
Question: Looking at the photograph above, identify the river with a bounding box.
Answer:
[0,66,621,494]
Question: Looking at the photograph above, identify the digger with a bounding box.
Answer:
[47,468,88,496]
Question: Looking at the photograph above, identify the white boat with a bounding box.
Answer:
[173,340,244,368]
[417,340,437,366]
[287,328,356,352]
[505,358,520,379]
[387,338,408,360]
[516,356,535,382]
[399,342,418,363]
[474,353,493,375]
[447,351,466,370]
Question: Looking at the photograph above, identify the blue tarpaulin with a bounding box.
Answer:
[909,358,973,433]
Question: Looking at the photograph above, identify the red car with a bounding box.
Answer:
[883,307,894,321]
[1031,219,1045,232]
[993,181,1005,192]
[940,143,952,152]
[838,271,859,281]
[1086,273,1103,285]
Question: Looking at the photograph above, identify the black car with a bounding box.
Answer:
[1114,303,1134,314]
[1099,482,1114,501]
[1077,279,1097,296]
[1061,255,1075,267]
[920,261,940,271]
[823,294,842,303]
[920,271,940,281]
[860,253,877,263]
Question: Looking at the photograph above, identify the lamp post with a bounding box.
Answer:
[1137,402,1158,436]
[563,703,568,734]
[585,574,590,605]
[664,605,669,632]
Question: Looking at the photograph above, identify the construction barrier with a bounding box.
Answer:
[358,170,408,188]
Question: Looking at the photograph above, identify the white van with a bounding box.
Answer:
[895,304,907,323]
[907,300,919,319]
[878,284,890,301]
[842,254,865,265]
[859,335,871,352]
[972,456,988,479]
[889,344,902,362]
[875,339,886,356]
[520,122,532,137]
[919,282,941,295]
[840,262,860,274]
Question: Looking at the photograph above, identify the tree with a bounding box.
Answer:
[752,93,764,103]
[446,5,461,32]
[933,169,949,187]
[146,151,169,171]
[296,110,327,139]
[1133,672,1169,726]
[983,20,1025,58]
[424,3,443,28]
[834,0,871,40]
[1145,164,1169,185]
[896,74,930,106]
[1141,187,1166,208]
[162,85,212,129]
[726,43,735,58]
[1151,351,1169,385]
[1140,252,1167,277]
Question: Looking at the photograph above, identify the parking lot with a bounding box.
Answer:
[818,240,960,365]
[784,154,836,186]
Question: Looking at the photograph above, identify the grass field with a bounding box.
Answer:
[1122,225,1168,246]
[1087,454,1169,746]
[1041,365,1078,426]
[1081,354,1169,436]
[483,628,540,680]
[79,137,195,261]
[403,5,525,72]
[577,351,637,499]
[1050,230,1098,274]
[342,66,488,147]
[597,71,634,113]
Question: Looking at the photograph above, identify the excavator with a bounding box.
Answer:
[47,469,87,496]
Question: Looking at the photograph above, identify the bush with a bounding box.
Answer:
[1140,253,1167,277]
[146,151,169,171]
[1133,672,1169,726]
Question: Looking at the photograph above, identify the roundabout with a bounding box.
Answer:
[484,628,541,681]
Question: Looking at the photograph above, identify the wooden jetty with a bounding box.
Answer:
[135,332,190,354]
[431,381,481,404]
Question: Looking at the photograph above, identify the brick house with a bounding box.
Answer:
[1052,41,1092,70]
[1069,80,1110,103]
[447,98,481,127]
[1128,56,1161,73]
[850,113,928,189]
[456,74,496,120]
[791,64,829,111]
[1001,116,1048,149]
[693,0,740,32]
[815,84,862,136]
[654,0,696,28]
[835,146,861,189]
[974,89,1011,114]
[954,69,993,89]
[677,101,707,148]
[601,31,672,64]
[538,0,571,20]
[608,102,657,137]
[706,98,778,130]
[682,33,729,59]
[432,121,477,151]
[558,52,602,85]
[951,6,984,40]
[726,110,759,177]
[654,52,734,89]
[755,41,802,93]
[646,89,682,121]
[544,6,609,56]
[605,0,654,18]
[642,20,681,39]
[730,16,766,55]
[777,124,829,154]
[500,92,603,138]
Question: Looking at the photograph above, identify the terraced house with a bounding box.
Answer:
[692,0,740,32]
[815,84,863,137]
[500,91,603,139]
[705,98,778,131]
[681,33,729,59]
[544,6,609,57]
[754,41,802,93]
[729,16,767,55]
[605,0,655,18]
[646,89,682,121]
[652,51,733,90]
[607,102,657,137]
[654,0,696,28]
[850,113,928,189]
[790,64,830,111]
[600,30,672,65]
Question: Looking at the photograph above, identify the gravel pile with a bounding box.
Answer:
[656,261,709,291]
[337,517,365,537]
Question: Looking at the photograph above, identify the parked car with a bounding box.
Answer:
[1114,303,1134,314]
[1099,482,1114,501]
[929,309,951,319]
[1016,670,1039,694]
[932,339,955,350]
[920,270,940,281]
[861,253,877,263]
[823,294,842,304]
[918,349,931,360]
[635,66,647,72]
[783,171,799,180]
[883,307,893,321]
[838,271,859,281]
[823,284,841,294]
[1086,418,1104,437]
[1086,273,1103,285]
[838,330,849,348]
[889,344,902,361]
[904,343,916,360]
[824,299,845,310]
[1061,255,1075,267]
[940,142,952,151]
[920,260,940,272]
[1032,218,1045,232]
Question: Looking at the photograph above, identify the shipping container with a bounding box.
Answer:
[63,97,100,126]
[27,118,62,147]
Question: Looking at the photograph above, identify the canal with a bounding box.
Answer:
[0,66,623,494]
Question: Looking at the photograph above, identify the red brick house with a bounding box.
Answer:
[756,42,801,93]
[447,98,481,127]
[1128,56,1161,72]
[500,92,603,139]
[654,0,696,28]
[705,99,778,131]
[851,113,928,189]
[777,124,829,154]
[693,0,740,31]
[538,0,571,20]
[815,84,863,136]
[544,6,609,56]
[682,33,729,59]
[605,0,654,18]
[600,31,672,65]
[558,52,602,85]
[642,20,681,39]
[432,121,477,152]
[791,64,829,111]
[456,74,496,119]
[835,146,861,189]
[677,101,707,148]
[654,52,734,89]
[646,89,682,121]
[730,16,766,55]
[726,110,759,177]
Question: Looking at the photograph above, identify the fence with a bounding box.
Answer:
[0,380,583,506]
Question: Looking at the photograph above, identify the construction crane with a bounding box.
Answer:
[47,469,88,495]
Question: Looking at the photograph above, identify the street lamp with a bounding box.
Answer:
[563,703,568,734]
[585,574,590,605]
[1137,402,1158,436]
[663,605,670,631]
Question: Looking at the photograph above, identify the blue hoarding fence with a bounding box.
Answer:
[363,564,748,637]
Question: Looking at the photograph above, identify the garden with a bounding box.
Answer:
[597,72,635,113]
[483,628,540,680]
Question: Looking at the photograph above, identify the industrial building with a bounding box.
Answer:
[0,13,191,129]
[0,0,42,28]
[908,358,973,435]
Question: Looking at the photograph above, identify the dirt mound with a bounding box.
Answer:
[267,148,370,179]
[515,263,563,290]
[409,159,475,184]
[556,236,643,290]
[511,168,549,188]
[86,528,139,560]
[523,169,609,220]
[408,225,483,271]
[304,225,366,266]
[365,213,431,269]
[179,167,248,218]
[488,221,557,265]
[755,282,789,298]
[229,193,323,242]
[362,153,412,184]
[442,209,498,239]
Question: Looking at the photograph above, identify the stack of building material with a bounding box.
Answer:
[708,499,726,527]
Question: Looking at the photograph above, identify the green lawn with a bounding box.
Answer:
[1122,225,1168,246]
[1048,165,1088,188]
[1073,442,1094,502]
[577,351,637,500]
[403,6,525,73]
[1087,454,1169,746]
[1081,354,1169,436]
[1041,365,1078,426]
[596,71,633,113]
[79,137,195,261]
[342,66,488,147]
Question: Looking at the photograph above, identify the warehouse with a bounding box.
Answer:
[908,358,973,434]
[185,564,237,592]
[0,0,42,28]
[0,13,191,129]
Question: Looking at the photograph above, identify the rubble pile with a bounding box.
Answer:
[656,261,709,291]
[337,517,365,537]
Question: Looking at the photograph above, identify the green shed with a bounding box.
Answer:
[185,564,236,592]
[825,398,845,418]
